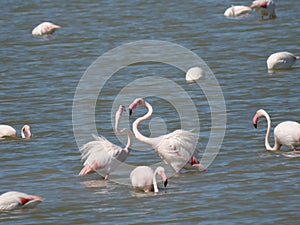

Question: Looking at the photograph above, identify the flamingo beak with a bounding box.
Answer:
[253,114,259,128]
[129,109,132,116]
[163,179,168,187]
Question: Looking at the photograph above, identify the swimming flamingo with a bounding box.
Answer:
[130,166,168,193]
[32,22,61,36]
[253,109,300,151]
[250,0,276,19]
[0,191,44,211]
[128,98,206,173]
[78,105,132,180]
[0,125,32,139]
[224,5,252,17]
[185,67,204,82]
[267,52,300,70]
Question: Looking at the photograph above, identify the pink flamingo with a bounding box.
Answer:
[32,22,61,36]
[267,52,300,70]
[128,98,207,173]
[250,0,276,19]
[78,105,132,180]
[130,166,168,193]
[253,109,300,151]
[0,191,44,211]
[0,125,32,139]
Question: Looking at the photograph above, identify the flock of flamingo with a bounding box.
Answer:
[1,0,300,211]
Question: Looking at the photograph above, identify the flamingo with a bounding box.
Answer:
[267,52,300,70]
[78,105,132,180]
[0,124,32,139]
[250,0,276,19]
[252,109,300,151]
[32,22,61,36]
[130,166,168,193]
[185,67,204,82]
[224,5,252,17]
[0,191,44,211]
[128,98,207,173]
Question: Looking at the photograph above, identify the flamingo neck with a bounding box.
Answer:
[153,169,159,193]
[132,102,154,145]
[263,112,279,151]
[115,115,132,151]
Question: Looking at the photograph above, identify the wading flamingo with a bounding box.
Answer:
[253,109,300,151]
[129,98,207,173]
[0,125,32,139]
[32,22,61,36]
[224,5,252,17]
[79,105,132,180]
[250,0,276,19]
[267,52,300,70]
[130,166,168,193]
[0,191,44,211]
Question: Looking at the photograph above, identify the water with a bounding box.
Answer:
[1,0,299,224]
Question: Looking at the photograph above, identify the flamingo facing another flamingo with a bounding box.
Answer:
[267,52,300,70]
[0,124,32,139]
[252,109,300,151]
[0,191,44,211]
[250,0,276,19]
[128,98,207,173]
[130,166,168,193]
[78,105,132,180]
[32,22,61,36]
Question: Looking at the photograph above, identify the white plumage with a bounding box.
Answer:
[267,52,299,70]
[0,191,44,211]
[130,166,168,192]
[78,105,132,180]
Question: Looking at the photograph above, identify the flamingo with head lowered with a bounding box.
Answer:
[253,109,300,151]
[0,191,44,211]
[32,22,61,36]
[128,98,207,173]
[78,105,132,180]
[0,124,32,140]
[250,0,276,19]
[130,166,168,193]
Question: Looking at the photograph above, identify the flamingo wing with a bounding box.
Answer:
[0,191,44,211]
[155,130,197,172]
[79,135,125,175]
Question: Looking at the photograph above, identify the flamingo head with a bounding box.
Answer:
[128,98,145,116]
[252,109,266,128]
[250,1,268,9]
[21,125,32,139]
[115,105,126,120]
[156,166,168,187]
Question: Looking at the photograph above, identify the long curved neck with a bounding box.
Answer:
[152,169,159,193]
[132,102,154,145]
[263,112,279,151]
[115,115,132,151]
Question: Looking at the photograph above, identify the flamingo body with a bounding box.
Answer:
[130,166,168,193]
[267,52,299,70]
[186,67,204,82]
[253,109,300,151]
[79,105,132,180]
[129,98,206,172]
[32,22,61,36]
[0,191,44,211]
[224,5,252,17]
[0,124,32,139]
[250,0,276,19]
